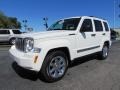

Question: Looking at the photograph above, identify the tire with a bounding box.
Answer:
[9,38,16,45]
[40,51,68,82]
[97,44,109,60]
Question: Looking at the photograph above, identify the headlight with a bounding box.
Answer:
[24,38,34,53]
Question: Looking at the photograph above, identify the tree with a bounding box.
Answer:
[0,11,8,28]
[0,11,21,29]
[8,17,21,29]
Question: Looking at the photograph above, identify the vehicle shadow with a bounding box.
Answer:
[12,54,98,82]
[12,62,39,81]
[0,42,10,45]
[69,54,98,68]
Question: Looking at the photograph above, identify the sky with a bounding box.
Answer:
[0,0,120,32]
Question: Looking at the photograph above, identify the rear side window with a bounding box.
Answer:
[12,30,21,34]
[103,22,109,31]
[94,20,103,32]
[80,19,93,32]
[0,30,10,34]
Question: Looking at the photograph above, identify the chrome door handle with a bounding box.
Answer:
[102,33,106,35]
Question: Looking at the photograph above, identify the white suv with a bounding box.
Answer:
[9,16,111,82]
[0,29,21,44]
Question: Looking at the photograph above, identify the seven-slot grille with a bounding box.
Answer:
[15,38,24,52]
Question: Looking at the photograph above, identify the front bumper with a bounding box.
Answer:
[9,46,40,72]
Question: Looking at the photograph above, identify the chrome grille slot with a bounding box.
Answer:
[15,38,24,52]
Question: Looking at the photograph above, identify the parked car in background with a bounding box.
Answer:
[110,28,119,40]
[0,29,21,45]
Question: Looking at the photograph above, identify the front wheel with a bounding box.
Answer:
[40,51,68,82]
[9,38,16,45]
[97,45,109,60]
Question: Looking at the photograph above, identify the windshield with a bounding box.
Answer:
[48,18,80,31]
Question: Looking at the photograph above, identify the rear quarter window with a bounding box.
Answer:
[94,20,103,32]
[0,30,10,34]
[103,22,109,31]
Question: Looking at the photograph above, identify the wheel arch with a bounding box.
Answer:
[45,47,71,66]
[104,41,110,48]
[9,37,16,41]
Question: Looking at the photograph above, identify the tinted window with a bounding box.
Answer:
[0,30,10,34]
[103,22,109,31]
[12,30,21,34]
[94,20,103,32]
[80,19,93,32]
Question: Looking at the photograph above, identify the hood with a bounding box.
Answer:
[19,30,76,39]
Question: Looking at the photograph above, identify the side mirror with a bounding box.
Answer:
[80,25,90,32]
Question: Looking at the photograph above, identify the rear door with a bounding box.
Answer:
[93,19,104,49]
[0,30,10,41]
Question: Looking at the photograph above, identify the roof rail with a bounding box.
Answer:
[89,16,96,17]
[89,16,106,20]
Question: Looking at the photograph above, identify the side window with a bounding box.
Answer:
[94,20,103,32]
[80,19,93,32]
[0,30,10,34]
[12,30,21,34]
[103,22,109,31]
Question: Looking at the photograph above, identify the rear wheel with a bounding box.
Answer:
[40,51,68,82]
[97,44,109,60]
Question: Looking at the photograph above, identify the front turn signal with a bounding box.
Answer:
[34,56,38,63]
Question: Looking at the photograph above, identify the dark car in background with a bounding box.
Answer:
[110,28,119,40]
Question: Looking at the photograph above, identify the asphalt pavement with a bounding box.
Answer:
[0,41,120,90]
